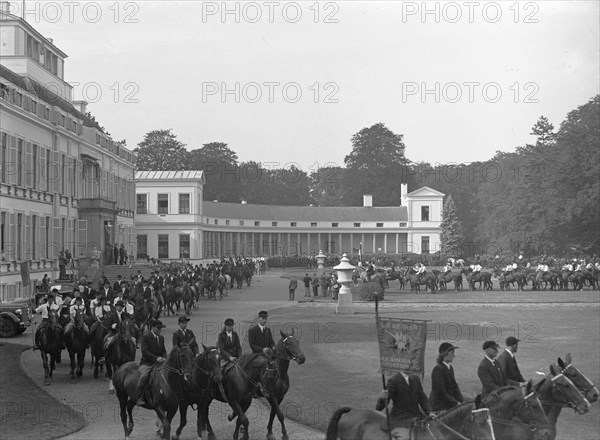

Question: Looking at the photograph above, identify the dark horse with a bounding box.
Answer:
[172,345,224,440]
[181,281,193,315]
[134,297,156,334]
[36,309,63,385]
[325,396,495,440]
[437,271,463,291]
[555,353,599,404]
[89,319,109,379]
[461,268,493,291]
[64,310,88,382]
[404,268,437,293]
[105,315,137,394]
[113,344,195,440]
[198,353,279,440]
[230,329,306,440]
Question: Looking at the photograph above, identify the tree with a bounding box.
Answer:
[188,142,240,202]
[342,123,409,206]
[134,129,188,170]
[440,195,464,258]
[310,166,346,206]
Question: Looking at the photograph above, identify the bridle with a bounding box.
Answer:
[277,335,300,361]
[515,391,550,433]
[560,363,599,399]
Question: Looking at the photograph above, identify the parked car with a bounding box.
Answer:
[0,297,33,338]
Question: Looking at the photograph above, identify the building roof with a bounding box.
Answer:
[203,201,408,222]
[135,170,206,181]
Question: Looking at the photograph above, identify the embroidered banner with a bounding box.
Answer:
[376,317,427,377]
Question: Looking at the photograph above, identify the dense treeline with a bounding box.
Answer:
[134,95,599,257]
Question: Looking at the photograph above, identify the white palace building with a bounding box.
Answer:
[135,171,444,261]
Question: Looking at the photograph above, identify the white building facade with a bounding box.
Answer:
[135,172,444,261]
[0,7,136,301]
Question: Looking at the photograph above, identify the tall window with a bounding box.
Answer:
[45,216,50,258]
[157,194,169,214]
[179,194,190,214]
[136,194,147,214]
[158,234,169,258]
[421,206,430,221]
[16,213,22,260]
[45,149,51,189]
[137,234,147,258]
[32,145,38,188]
[0,212,5,254]
[17,139,23,186]
[61,154,66,193]
[179,234,190,258]
[1,133,6,183]
[421,236,430,254]
[31,215,37,259]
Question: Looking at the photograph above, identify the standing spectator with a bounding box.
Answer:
[288,275,298,301]
[41,274,50,292]
[58,251,67,280]
[303,274,311,297]
[496,337,525,383]
[429,342,463,411]
[119,244,126,265]
[113,244,119,266]
[311,273,319,297]
[319,273,327,298]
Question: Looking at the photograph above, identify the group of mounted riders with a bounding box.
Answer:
[358,254,600,294]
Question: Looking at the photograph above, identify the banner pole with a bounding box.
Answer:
[375,296,392,440]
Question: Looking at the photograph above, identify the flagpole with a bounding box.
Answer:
[375,296,392,440]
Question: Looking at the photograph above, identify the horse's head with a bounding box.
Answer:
[467,407,495,440]
[48,309,59,323]
[557,353,599,403]
[277,329,306,365]
[544,364,591,414]
[198,344,223,384]
[513,383,552,440]
[74,309,85,327]
[170,343,195,382]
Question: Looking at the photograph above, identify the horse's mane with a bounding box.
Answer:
[436,401,475,424]
[485,386,522,419]
[237,353,270,370]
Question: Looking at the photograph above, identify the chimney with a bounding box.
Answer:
[73,100,88,114]
[241,200,247,204]
[363,194,373,207]
[400,183,408,205]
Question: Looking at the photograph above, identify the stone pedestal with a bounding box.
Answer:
[317,250,326,270]
[334,253,355,314]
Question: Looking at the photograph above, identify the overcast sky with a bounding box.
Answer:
[22,1,600,171]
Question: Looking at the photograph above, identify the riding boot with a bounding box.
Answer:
[136,384,147,406]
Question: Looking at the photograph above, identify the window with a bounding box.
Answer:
[290,222,297,227]
[136,194,147,214]
[44,107,49,119]
[31,100,37,114]
[15,92,22,106]
[1,133,6,183]
[179,193,190,214]
[157,194,169,214]
[96,133,101,145]
[421,206,430,221]
[31,215,36,260]
[225,220,230,226]
[272,222,278,227]
[421,236,430,254]
[60,115,65,127]
[354,222,361,227]
[311,222,317,227]
[0,212,5,253]
[158,234,169,258]
[179,234,190,258]
[17,139,23,186]
[399,222,407,227]
[137,234,147,258]
[254,221,260,226]
[376,223,384,227]
[16,213,22,260]
[239,220,244,226]
[32,145,38,188]
[332,223,339,227]
[214,219,218,225]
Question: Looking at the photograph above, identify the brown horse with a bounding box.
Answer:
[89,319,108,379]
[326,397,495,440]
[64,310,88,382]
[556,353,599,403]
[36,310,63,385]
[105,315,137,394]
[113,344,195,440]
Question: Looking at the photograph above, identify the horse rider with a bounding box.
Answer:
[104,300,127,351]
[562,261,574,272]
[90,296,112,334]
[429,342,463,412]
[172,316,199,356]
[123,294,135,315]
[142,279,154,305]
[416,262,426,280]
[442,262,452,274]
[248,310,275,354]
[574,260,584,272]
[496,337,525,383]
[216,318,242,361]
[63,296,90,338]
[536,261,550,285]
[376,369,436,431]
[366,263,376,282]
[137,319,167,407]
[470,261,482,274]
[503,260,517,275]
[477,340,526,399]
[33,294,61,350]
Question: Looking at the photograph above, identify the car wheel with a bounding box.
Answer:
[0,317,18,338]
[16,327,26,335]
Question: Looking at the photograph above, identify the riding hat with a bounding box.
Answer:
[51,287,59,293]
[46,294,54,300]
[152,319,166,328]
[438,342,458,354]
[115,300,125,307]
[74,296,83,302]
[258,310,268,318]
[505,336,520,346]
[178,316,191,323]
[482,340,500,350]
[224,318,235,326]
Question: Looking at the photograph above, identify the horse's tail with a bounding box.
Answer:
[326,406,353,440]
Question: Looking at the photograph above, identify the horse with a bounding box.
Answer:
[105,315,137,394]
[243,264,253,286]
[198,353,279,440]
[386,269,405,290]
[89,319,109,379]
[325,396,495,440]
[113,344,195,440]
[555,353,599,403]
[134,297,155,334]
[461,268,493,291]
[404,269,437,293]
[230,329,306,440]
[64,310,88,382]
[437,272,463,292]
[483,383,552,440]
[172,346,224,440]
[495,270,527,291]
[181,281,193,315]
[163,284,181,315]
[35,309,64,385]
